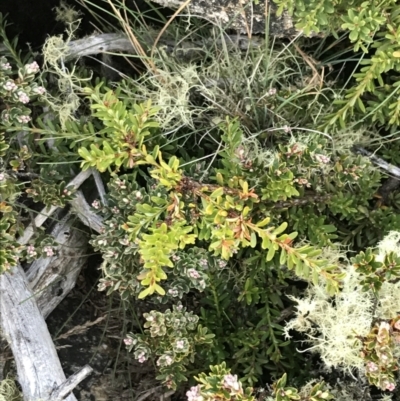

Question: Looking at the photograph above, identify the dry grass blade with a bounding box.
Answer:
[150,0,192,61]
[106,0,158,75]
[55,315,107,340]
[293,42,324,89]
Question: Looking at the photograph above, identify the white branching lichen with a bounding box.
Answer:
[0,377,22,401]
[284,231,400,375]
[134,63,200,130]
[41,22,91,130]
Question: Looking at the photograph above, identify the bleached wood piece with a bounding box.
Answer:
[49,365,93,401]
[25,215,90,319]
[91,170,108,206]
[70,190,105,233]
[65,32,265,62]
[0,170,99,400]
[353,145,400,178]
[0,264,78,401]
[18,169,93,246]
[25,192,104,318]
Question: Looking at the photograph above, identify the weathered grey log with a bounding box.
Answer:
[353,145,400,178]
[149,0,298,36]
[70,190,105,234]
[25,215,90,319]
[49,365,93,401]
[18,169,93,246]
[0,264,78,401]
[65,32,266,63]
[0,171,101,400]
[24,191,105,319]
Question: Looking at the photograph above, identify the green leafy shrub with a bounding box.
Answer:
[124,305,214,389]
[271,0,400,131]
[2,7,400,399]
[75,83,400,391]
[187,362,255,401]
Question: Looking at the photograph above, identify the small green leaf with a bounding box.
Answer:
[266,246,275,262]
[250,232,257,248]
[138,287,153,299]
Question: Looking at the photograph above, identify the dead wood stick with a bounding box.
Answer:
[352,146,400,178]
[17,169,93,245]
[49,365,93,401]
[70,190,105,233]
[25,213,90,318]
[1,170,98,400]
[64,32,264,62]
[91,170,108,206]
[0,265,79,401]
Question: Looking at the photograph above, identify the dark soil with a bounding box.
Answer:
[45,257,160,401]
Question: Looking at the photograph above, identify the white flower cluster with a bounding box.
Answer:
[186,385,203,401]
[25,61,40,75]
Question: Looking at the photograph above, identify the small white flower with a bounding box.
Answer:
[366,361,378,372]
[0,173,5,181]
[218,260,227,268]
[27,245,37,257]
[137,352,147,363]
[186,386,203,401]
[17,115,31,124]
[119,238,129,246]
[92,199,100,209]
[158,355,174,366]
[17,91,30,104]
[25,61,40,74]
[175,340,185,350]
[115,179,126,189]
[3,80,17,91]
[315,154,331,164]
[43,246,54,257]
[33,86,46,95]
[188,268,200,279]
[0,62,11,70]
[268,88,277,96]
[223,374,240,391]
[124,338,133,345]
[384,381,396,391]
[168,288,179,297]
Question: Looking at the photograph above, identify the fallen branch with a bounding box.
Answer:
[0,264,80,401]
[91,170,108,206]
[49,365,93,401]
[1,170,97,400]
[352,146,400,178]
[25,213,90,319]
[18,169,93,245]
[70,190,105,233]
[65,32,265,62]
